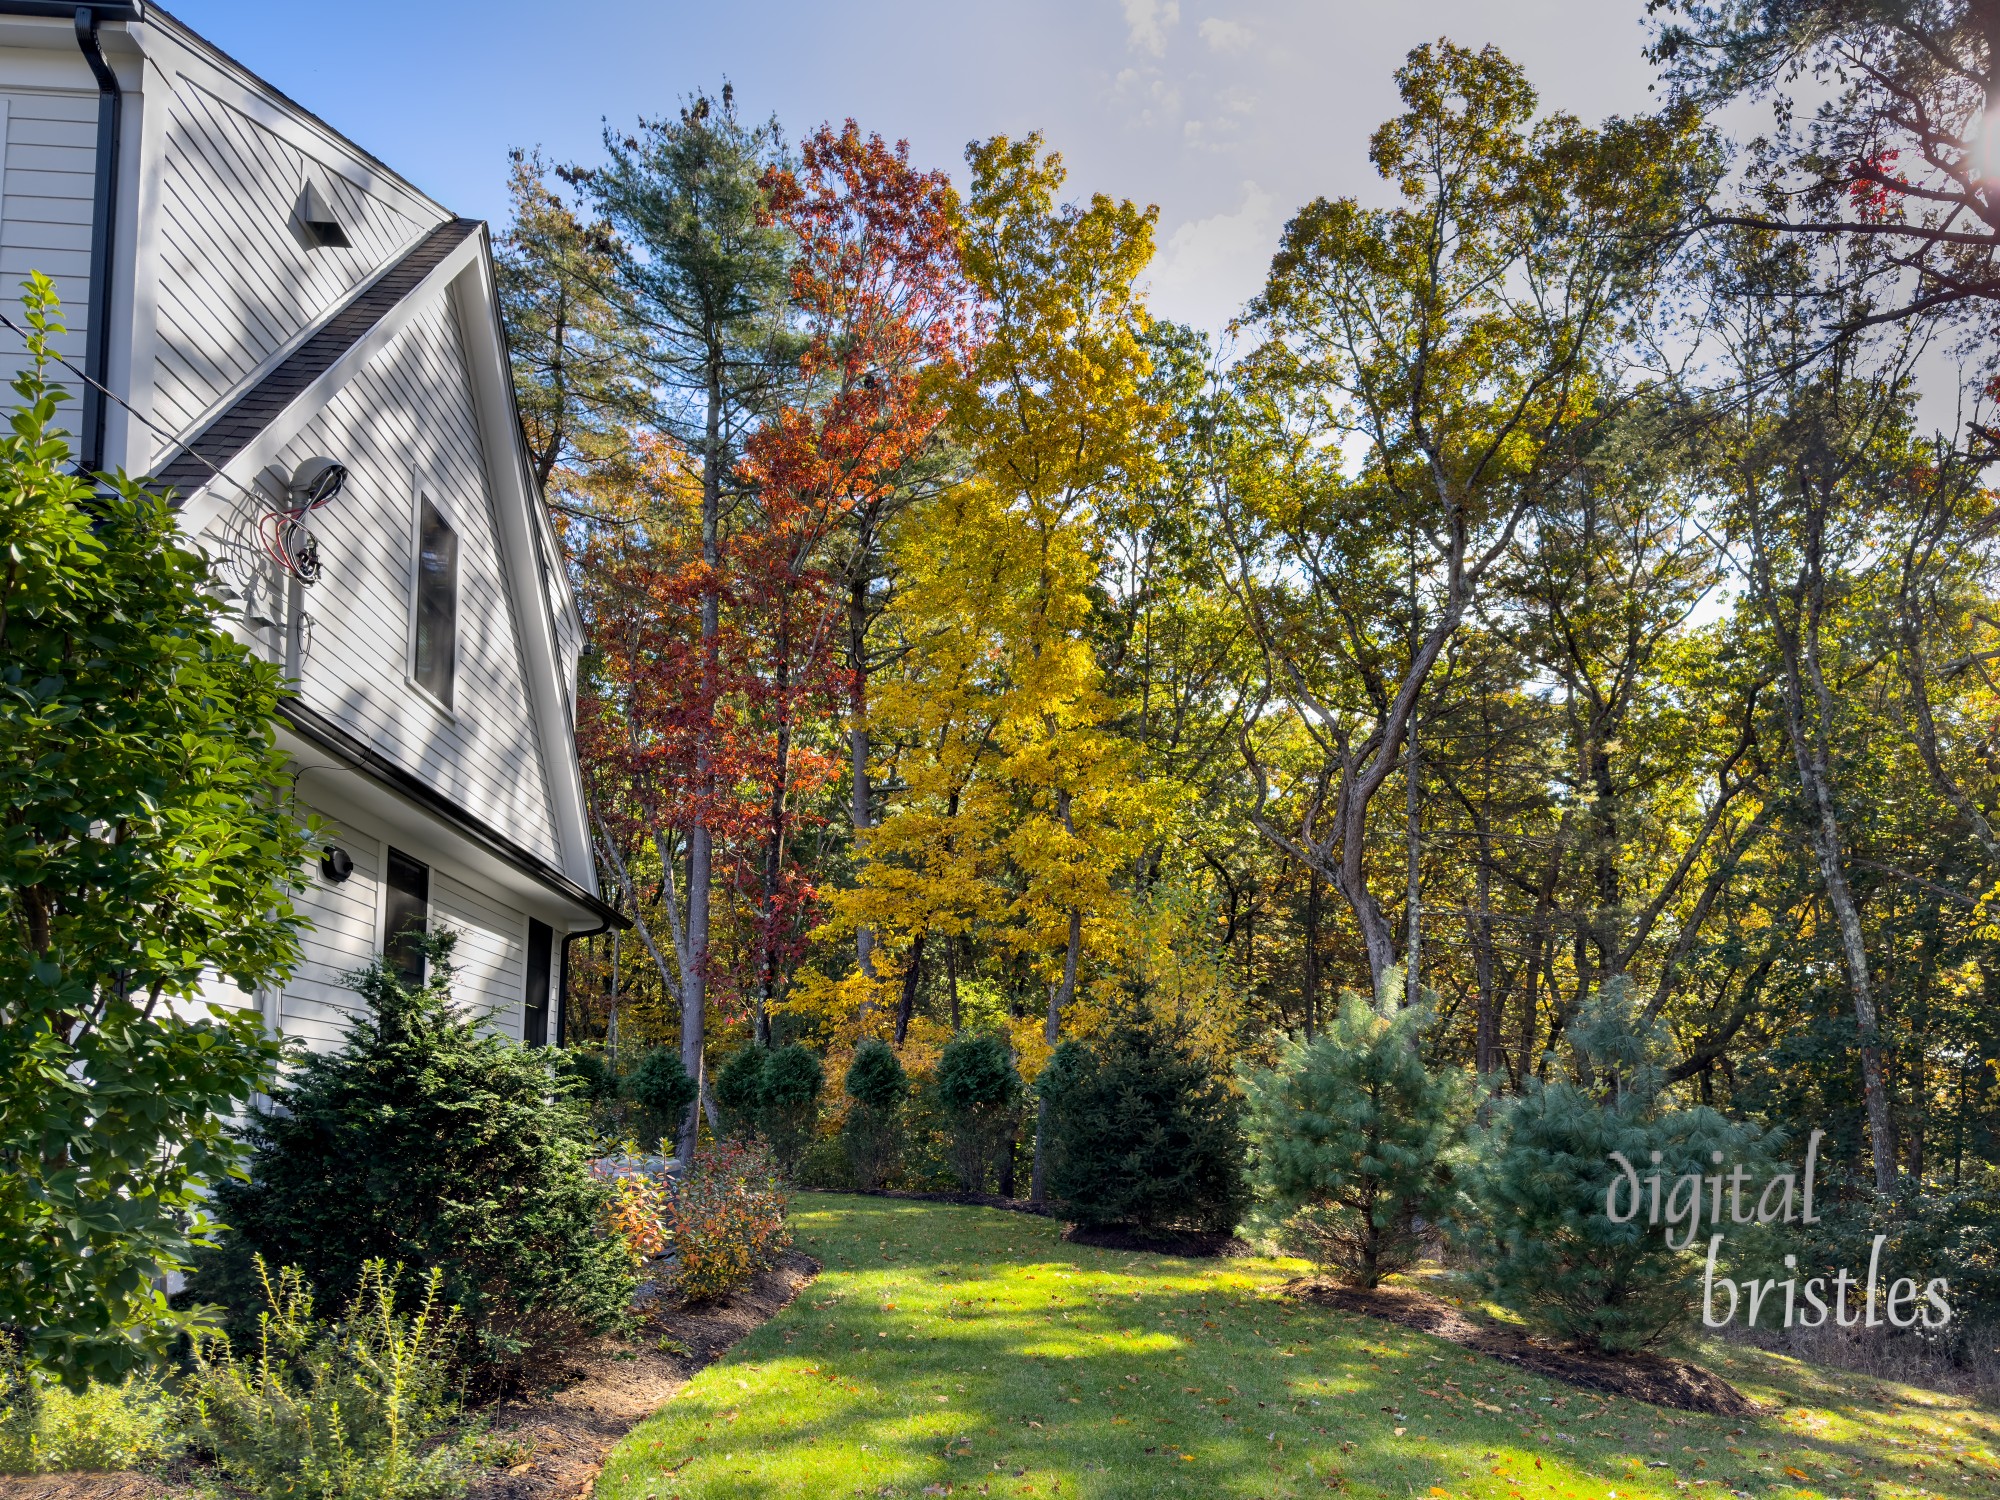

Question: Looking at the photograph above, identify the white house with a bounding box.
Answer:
[0,2,625,1046]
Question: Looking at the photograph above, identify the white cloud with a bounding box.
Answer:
[1146,179,1284,336]
[1122,0,1180,57]
[1197,17,1253,54]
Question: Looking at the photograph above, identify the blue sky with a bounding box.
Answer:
[165,0,1664,334]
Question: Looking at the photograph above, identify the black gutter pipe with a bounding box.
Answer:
[74,5,122,473]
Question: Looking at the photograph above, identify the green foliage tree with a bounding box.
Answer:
[714,1044,767,1140]
[1455,981,1774,1352]
[758,1042,824,1176]
[1038,1026,1248,1235]
[842,1039,907,1191]
[1244,992,1468,1285]
[935,1033,1023,1193]
[624,1046,698,1151]
[209,933,633,1384]
[0,277,307,1386]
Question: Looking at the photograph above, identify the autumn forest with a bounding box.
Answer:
[505,14,2000,1203]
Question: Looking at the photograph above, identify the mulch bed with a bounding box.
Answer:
[462,1249,818,1500]
[1283,1278,1760,1416]
[5,1251,819,1500]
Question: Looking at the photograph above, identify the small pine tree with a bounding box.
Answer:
[1243,992,1468,1286]
[842,1039,907,1191]
[207,933,635,1384]
[935,1033,1022,1193]
[624,1047,697,1151]
[1039,1026,1248,1235]
[1456,979,1775,1352]
[758,1043,824,1177]
[714,1045,768,1140]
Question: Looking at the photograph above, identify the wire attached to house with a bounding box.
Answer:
[0,305,267,513]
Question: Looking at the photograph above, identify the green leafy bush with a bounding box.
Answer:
[759,1043,825,1176]
[842,1039,908,1191]
[0,276,307,1385]
[795,1135,858,1191]
[714,1045,768,1139]
[935,1033,1023,1193]
[0,1363,176,1474]
[1243,993,1468,1285]
[206,934,634,1383]
[624,1047,697,1151]
[1040,1026,1248,1234]
[664,1142,793,1303]
[1454,981,1775,1352]
[186,1259,462,1500]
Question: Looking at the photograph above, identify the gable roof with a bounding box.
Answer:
[153,217,481,501]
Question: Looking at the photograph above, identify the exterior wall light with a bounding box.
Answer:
[320,845,354,883]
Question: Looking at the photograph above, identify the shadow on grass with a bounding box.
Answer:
[590,1197,2000,1500]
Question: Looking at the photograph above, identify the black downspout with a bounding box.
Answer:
[557,920,609,1048]
[74,5,121,474]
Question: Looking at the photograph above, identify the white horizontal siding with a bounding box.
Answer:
[195,294,564,867]
[434,870,526,1040]
[0,90,97,409]
[279,827,383,1048]
[150,75,441,446]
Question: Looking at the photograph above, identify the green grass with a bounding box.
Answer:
[593,1196,2000,1500]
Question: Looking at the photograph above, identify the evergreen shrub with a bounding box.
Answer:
[1243,993,1467,1286]
[206,934,634,1383]
[714,1045,768,1139]
[1040,1026,1248,1234]
[842,1039,908,1190]
[759,1043,825,1176]
[1455,980,1775,1352]
[935,1033,1022,1193]
[185,1259,462,1500]
[624,1047,697,1150]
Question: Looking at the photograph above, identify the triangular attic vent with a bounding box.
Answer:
[299,180,351,249]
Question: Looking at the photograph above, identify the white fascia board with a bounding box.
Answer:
[446,235,598,899]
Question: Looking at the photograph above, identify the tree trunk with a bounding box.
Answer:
[1752,484,1897,1192]
[849,537,878,983]
[1474,831,1498,1075]
[1404,693,1422,1009]
[679,333,723,1166]
[753,628,795,1048]
[1030,845,1084,1206]
[1303,869,1322,1042]
[894,931,925,1046]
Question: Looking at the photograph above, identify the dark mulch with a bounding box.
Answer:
[1284,1278,1761,1416]
[6,1252,819,1500]
[462,1249,818,1499]
[1062,1224,1253,1258]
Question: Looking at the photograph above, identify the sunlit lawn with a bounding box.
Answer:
[592,1196,2000,1500]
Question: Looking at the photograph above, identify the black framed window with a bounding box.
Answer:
[413,497,457,706]
[524,919,552,1046]
[383,847,429,989]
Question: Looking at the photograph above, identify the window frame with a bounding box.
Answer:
[406,481,460,714]
[382,846,430,990]
[523,918,553,1047]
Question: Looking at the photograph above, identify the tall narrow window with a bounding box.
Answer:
[524,919,553,1046]
[412,497,457,706]
[383,848,429,989]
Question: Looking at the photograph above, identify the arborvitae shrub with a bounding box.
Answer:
[206,934,634,1384]
[1243,993,1468,1286]
[624,1047,697,1149]
[714,1045,768,1140]
[842,1039,908,1191]
[758,1043,824,1176]
[1039,1026,1248,1234]
[935,1033,1022,1193]
[1455,980,1775,1352]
